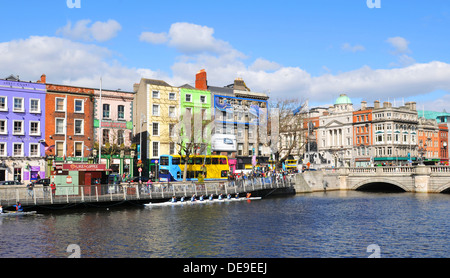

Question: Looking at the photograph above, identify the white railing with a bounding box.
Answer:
[0,177,295,207]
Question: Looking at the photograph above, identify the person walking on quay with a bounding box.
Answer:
[27,182,34,197]
[50,181,56,198]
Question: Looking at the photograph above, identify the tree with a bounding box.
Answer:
[172,108,214,182]
[267,98,308,170]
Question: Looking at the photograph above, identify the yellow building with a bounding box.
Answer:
[133,79,180,176]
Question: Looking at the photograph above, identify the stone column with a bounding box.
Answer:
[414,165,431,193]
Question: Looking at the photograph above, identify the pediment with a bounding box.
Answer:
[323,119,345,128]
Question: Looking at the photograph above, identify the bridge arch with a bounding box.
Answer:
[351,178,409,192]
[434,183,450,194]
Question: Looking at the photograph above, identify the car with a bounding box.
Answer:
[0,181,22,185]
[132,176,149,182]
[33,178,51,185]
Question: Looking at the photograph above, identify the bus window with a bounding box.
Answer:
[220,158,227,164]
[172,157,180,165]
[212,157,219,164]
[205,157,211,164]
[188,158,194,165]
[180,157,186,165]
[195,157,203,165]
[221,170,228,177]
[160,156,169,166]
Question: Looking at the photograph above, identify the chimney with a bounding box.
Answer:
[38,74,46,84]
[361,101,367,110]
[374,100,380,109]
[195,69,207,90]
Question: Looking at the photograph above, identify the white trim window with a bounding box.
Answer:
[74,141,84,157]
[169,92,176,100]
[74,119,84,135]
[0,142,6,156]
[29,121,41,136]
[118,105,125,120]
[13,120,24,135]
[29,143,40,157]
[55,141,65,157]
[152,104,160,116]
[152,141,159,158]
[13,143,24,157]
[152,122,159,136]
[13,97,24,112]
[0,119,7,135]
[200,95,207,103]
[55,97,66,112]
[29,99,41,113]
[169,106,176,118]
[185,94,192,102]
[0,96,7,111]
[55,118,65,134]
[74,99,84,113]
[152,90,160,99]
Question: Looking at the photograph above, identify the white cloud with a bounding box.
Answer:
[341,43,365,52]
[139,32,168,44]
[57,19,122,42]
[140,22,245,58]
[386,36,411,54]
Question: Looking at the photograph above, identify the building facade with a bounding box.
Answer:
[0,75,46,182]
[94,87,135,176]
[352,101,373,167]
[44,79,95,173]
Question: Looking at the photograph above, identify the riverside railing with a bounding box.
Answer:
[0,176,295,207]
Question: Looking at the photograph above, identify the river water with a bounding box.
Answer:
[1,191,449,258]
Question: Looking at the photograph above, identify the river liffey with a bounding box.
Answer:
[1,191,449,258]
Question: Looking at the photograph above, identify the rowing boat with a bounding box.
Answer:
[145,197,261,207]
[0,211,37,217]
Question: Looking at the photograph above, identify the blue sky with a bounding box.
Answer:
[1,0,450,111]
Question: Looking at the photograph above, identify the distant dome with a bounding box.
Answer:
[334,94,352,105]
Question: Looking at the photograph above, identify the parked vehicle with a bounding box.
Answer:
[0,181,22,185]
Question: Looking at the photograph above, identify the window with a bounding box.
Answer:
[152,141,159,157]
[30,121,40,136]
[152,91,160,98]
[152,104,159,116]
[103,104,110,118]
[169,142,175,155]
[13,143,23,157]
[74,119,84,135]
[103,129,110,145]
[74,99,84,113]
[30,143,39,157]
[13,97,24,112]
[30,99,40,113]
[74,142,83,157]
[56,141,64,157]
[169,106,176,118]
[0,96,7,111]
[0,143,6,156]
[169,124,175,137]
[14,168,22,183]
[152,122,159,136]
[55,118,65,134]
[200,95,206,103]
[117,130,125,145]
[118,105,125,119]
[169,92,176,100]
[238,143,243,155]
[0,119,7,135]
[185,94,192,102]
[13,120,24,135]
[55,98,65,112]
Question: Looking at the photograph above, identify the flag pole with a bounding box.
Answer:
[99,77,102,164]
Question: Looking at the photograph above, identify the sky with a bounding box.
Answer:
[1,0,450,111]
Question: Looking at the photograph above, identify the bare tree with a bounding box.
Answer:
[267,98,307,170]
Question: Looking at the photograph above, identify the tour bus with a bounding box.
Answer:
[283,160,299,172]
[159,154,229,181]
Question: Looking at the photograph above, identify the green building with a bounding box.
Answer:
[179,87,212,155]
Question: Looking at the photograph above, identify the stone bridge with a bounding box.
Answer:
[297,166,450,193]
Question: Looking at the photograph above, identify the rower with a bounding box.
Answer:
[191,194,196,202]
[0,205,3,214]
[246,192,251,199]
[218,194,223,200]
[199,195,204,201]
[14,202,23,212]
[171,196,177,203]
[235,193,239,199]
[180,196,185,202]
[227,194,231,199]
[209,194,214,201]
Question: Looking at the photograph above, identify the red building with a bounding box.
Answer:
[439,123,448,164]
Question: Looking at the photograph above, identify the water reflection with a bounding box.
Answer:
[0,191,449,258]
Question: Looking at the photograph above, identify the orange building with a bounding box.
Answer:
[42,76,95,166]
[417,118,440,164]
[439,123,448,164]
[352,102,373,166]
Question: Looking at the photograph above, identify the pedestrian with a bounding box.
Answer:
[27,182,34,197]
[50,181,56,198]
